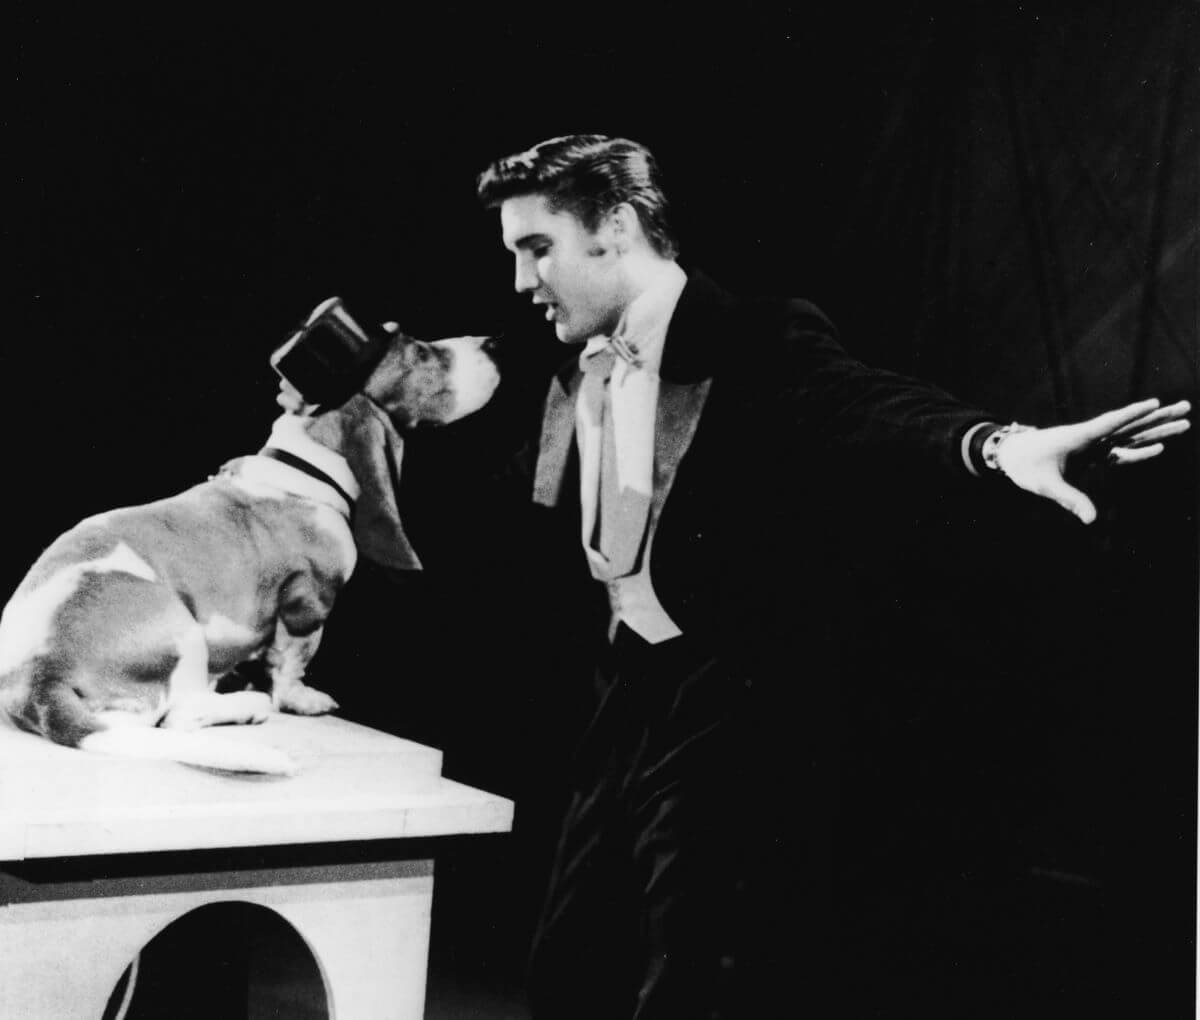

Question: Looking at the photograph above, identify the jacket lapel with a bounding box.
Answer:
[532,369,581,508]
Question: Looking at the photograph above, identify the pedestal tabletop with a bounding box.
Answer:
[0,714,513,860]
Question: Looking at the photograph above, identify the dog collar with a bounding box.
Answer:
[259,448,358,518]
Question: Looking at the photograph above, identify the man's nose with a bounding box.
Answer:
[514,260,538,294]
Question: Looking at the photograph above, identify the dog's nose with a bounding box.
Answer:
[481,335,504,357]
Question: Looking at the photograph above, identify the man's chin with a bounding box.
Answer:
[554,322,585,345]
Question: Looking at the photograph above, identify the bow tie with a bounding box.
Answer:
[580,334,644,377]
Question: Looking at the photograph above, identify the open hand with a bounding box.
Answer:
[995,398,1191,524]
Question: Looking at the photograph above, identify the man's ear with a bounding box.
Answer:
[338,396,423,572]
[588,203,640,256]
[605,202,639,253]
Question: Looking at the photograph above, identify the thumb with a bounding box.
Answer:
[1042,477,1098,524]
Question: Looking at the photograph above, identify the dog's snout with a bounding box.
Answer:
[481,335,504,357]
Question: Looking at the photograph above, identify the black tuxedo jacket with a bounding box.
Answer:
[524,270,994,676]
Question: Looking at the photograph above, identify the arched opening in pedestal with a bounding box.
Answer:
[101,901,330,1020]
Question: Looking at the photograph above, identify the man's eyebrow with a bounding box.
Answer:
[509,232,551,252]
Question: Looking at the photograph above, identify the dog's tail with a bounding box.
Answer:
[5,663,296,776]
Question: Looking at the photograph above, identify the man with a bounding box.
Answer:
[281,134,1190,1017]
[470,135,1189,1017]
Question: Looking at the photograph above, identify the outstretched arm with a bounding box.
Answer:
[989,398,1192,524]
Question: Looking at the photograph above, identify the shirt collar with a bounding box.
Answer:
[609,261,688,374]
[555,265,734,388]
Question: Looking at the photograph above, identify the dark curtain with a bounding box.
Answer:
[803,5,1198,1015]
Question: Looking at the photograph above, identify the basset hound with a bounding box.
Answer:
[0,330,499,774]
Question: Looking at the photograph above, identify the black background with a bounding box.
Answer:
[14,4,1199,1016]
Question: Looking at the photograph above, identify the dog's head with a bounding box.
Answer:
[297,331,501,571]
[363,331,501,428]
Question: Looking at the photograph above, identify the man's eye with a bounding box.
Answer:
[533,245,551,259]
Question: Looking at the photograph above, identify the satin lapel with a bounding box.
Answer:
[533,369,582,508]
[649,270,730,515]
[652,377,713,520]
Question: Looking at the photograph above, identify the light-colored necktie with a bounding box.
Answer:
[579,338,652,579]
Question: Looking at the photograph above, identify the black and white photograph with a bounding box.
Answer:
[6,4,1198,1017]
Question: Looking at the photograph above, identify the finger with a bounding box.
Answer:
[1119,419,1191,445]
[1111,407,1175,436]
[1077,399,1161,442]
[382,321,400,334]
[1110,400,1192,438]
[1108,443,1164,465]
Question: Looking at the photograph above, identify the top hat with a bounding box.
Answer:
[270,297,391,412]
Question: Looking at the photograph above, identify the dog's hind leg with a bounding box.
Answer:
[161,621,272,729]
[73,626,293,773]
[266,619,339,716]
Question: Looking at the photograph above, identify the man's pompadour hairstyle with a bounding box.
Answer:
[476,134,679,259]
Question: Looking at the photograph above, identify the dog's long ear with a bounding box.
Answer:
[338,396,423,572]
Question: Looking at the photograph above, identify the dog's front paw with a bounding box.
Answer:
[275,682,339,716]
[164,690,272,729]
[241,691,273,724]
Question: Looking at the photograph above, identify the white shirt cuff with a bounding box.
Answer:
[961,421,996,478]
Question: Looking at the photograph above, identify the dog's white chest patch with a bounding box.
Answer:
[0,542,159,674]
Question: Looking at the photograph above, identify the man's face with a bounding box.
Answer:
[499,193,628,345]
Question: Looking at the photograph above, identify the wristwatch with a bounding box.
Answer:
[981,422,1037,476]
